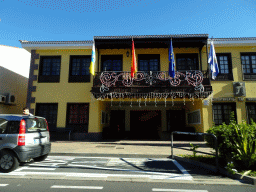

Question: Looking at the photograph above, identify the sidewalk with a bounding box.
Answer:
[49,140,215,157]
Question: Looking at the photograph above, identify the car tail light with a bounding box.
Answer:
[45,119,50,140]
[18,119,26,146]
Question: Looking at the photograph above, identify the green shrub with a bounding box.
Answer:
[206,112,256,170]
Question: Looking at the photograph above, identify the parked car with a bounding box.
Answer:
[0,114,51,172]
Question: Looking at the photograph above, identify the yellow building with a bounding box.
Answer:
[20,35,256,141]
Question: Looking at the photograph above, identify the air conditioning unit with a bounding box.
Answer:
[5,94,16,105]
[0,95,6,103]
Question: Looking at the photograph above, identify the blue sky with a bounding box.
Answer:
[0,0,255,48]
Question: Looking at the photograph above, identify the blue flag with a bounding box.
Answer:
[169,39,175,78]
[208,41,219,80]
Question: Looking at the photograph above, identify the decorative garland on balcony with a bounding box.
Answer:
[99,70,205,93]
[91,70,212,107]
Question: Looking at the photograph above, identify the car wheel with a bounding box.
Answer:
[34,154,48,162]
[0,150,19,173]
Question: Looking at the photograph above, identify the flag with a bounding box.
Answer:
[131,40,137,78]
[208,41,219,80]
[169,39,175,78]
[90,41,96,76]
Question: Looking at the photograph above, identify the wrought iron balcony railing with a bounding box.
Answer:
[93,70,209,90]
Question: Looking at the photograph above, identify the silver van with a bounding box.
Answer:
[0,115,51,172]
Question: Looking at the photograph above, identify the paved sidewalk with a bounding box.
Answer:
[50,140,215,157]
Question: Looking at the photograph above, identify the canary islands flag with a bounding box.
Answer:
[90,41,96,76]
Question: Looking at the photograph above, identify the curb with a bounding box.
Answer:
[49,152,171,158]
[174,155,256,185]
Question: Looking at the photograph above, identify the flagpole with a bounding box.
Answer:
[206,38,210,82]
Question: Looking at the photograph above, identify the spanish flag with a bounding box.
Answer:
[131,40,137,78]
[90,41,96,76]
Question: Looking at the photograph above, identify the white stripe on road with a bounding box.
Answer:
[67,164,192,179]
[0,184,9,187]
[14,167,56,171]
[51,185,103,189]
[0,171,191,180]
[152,189,208,192]
[172,160,191,178]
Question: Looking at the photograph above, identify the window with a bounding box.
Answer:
[38,56,61,83]
[246,103,256,124]
[213,103,236,125]
[176,54,198,70]
[0,119,8,134]
[69,56,91,82]
[241,53,256,80]
[101,55,122,71]
[187,110,201,124]
[138,54,160,71]
[35,103,58,131]
[101,111,109,124]
[66,103,89,133]
[26,118,47,132]
[216,53,233,80]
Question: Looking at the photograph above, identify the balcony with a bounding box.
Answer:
[91,70,212,99]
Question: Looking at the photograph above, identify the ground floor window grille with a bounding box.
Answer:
[36,103,58,131]
[187,110,201,124]
[213,103,236,125]
[246,103,256,124]
[67,103,89,132]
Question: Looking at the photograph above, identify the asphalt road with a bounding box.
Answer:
[0,178,255,192]
[0,155,248,185]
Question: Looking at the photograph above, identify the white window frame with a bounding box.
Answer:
[186,109,201,124]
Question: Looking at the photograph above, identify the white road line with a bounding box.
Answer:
[0,171,191,180]
[0,184,9,187]
[71,161,107,164]
[152,189,208,192]
[67,164,190,177]
[14,167,56,171]
[51,185,103,189]
[172,160,192,179]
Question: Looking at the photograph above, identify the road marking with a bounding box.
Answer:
[14,167,56,171]
[172,160,192,178]
[70,161,107,164]
[152,189,208,192]
[0,171,191,180]
[51,185,103,189]
[0,184,9,187]
[66,164,192,179]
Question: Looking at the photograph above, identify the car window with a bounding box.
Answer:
[0,118,8,134]
[8,121,20,134]
[26,118,47,132]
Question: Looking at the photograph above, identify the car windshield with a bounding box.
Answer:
[26,118,47,132]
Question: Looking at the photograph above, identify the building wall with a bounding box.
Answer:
[31,42,256,138]
[201,45,256,132]
[0,66,28,114]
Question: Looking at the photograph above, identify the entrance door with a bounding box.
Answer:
[167,110,185,140]
[130,110,161,140]
[110,110,125,139]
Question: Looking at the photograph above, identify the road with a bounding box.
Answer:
[0,178,255,192]
[0,155,254,191]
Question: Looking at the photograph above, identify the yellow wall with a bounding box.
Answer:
[201,45,256,128]
[33,49,101,132]
[0,66,28,114]
[32,43,256,134]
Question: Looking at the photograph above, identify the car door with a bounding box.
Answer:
[25,117,50,146]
